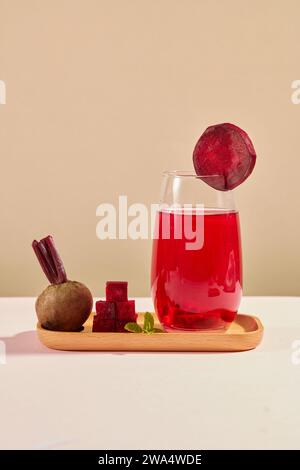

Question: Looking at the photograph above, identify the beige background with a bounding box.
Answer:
[0,0,299,298]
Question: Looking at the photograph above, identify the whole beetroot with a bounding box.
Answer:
[32,236,93,331]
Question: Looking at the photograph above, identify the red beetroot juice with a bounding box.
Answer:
[151,209,242,331]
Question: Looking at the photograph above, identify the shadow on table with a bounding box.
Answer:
[0,331,68,355]
[0,332,162,356]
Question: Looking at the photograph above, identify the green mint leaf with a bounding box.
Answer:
[146,328,156,335]
[124,322,143,333]
[144,327,164,335]
[143,312,154,332]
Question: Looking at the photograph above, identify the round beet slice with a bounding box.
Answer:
[193,123,256,191]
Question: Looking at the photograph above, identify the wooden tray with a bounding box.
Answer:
[37,313,263,352]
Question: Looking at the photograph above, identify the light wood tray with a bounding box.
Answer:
[37,313,263,352]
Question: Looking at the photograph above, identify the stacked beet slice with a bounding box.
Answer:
[92,281,137,332]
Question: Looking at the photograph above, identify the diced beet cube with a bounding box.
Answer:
[115,320,130,332]
[92,316,115,332]
[106,281,128,302]
[95,300,116,319]
[115,300,137,321]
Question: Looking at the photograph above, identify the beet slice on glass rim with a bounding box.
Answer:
[193,123,257,191]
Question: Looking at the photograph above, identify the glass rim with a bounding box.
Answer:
[162,170,221,179]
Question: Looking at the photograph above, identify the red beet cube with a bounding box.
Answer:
[115,320,130,332]
[92,316,115,332]
[95,300,116,319]
[115,300,137,321]
[106,281,128,301]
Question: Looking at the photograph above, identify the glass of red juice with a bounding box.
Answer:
[151,171,242,331]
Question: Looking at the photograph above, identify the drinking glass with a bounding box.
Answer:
[151,171,242,331]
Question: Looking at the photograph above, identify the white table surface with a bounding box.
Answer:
[0,296,300,450]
